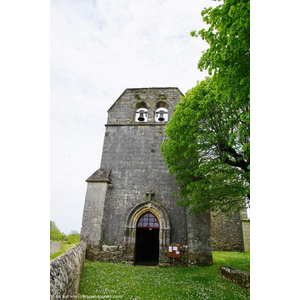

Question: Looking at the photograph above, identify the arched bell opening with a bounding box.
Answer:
[135,108,148,122]
[155,101,169,122]
[155,107,168,122]
[135,102,149,122]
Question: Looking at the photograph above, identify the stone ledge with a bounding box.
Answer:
[86,168,111,183]
[102,245,119,252]
[218,266,250,290]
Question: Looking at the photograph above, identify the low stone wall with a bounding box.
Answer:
[50,241,87,300]
[86,243,207,267]
[50,241,61,255]
[218,266,250,290]
[86,245,127,264]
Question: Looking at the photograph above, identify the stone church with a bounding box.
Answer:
[80,87,245,266]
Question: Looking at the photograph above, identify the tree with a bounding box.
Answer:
[192,0,250,163]
[162,0,250,213]
[161,0,249,215]
[161,77,249,214]
[50,220,65,241]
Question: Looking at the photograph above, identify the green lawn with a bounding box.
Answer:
[79,252,250,300]
[50,242,78,260]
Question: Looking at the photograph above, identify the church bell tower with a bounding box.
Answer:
[81,88,213,266]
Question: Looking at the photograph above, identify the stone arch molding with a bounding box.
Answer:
[124,201,171,249]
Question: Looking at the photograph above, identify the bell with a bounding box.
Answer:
[158,112,165,122]
[138,112,145,121]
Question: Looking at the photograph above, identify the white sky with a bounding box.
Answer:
[50,0,219,235]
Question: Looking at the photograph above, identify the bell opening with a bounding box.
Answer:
[138,113,145,122]
[158,113,165,122]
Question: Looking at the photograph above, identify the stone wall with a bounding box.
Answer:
[240,209,250,252]
[210,211,244,252]
[86,244,127,264]
[107,87,183,125]
[50,241,86,300]
[218,266,250,290]
[242,220,250,252]
[96,88,188,248]
[50,241,61,255]
[86,243,207,267]
[81,180,110,247]
[100,124,187,247]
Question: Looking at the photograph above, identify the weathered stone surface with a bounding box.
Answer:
[218,266,250,290]
[242,219,250,252]
[102,245,109,252]
[211,211,244,251]
[187,209,213,266]
[108,245,118,251]
[81,182,109,247]
[106,88,183,125]
[100,124,187,247]
[50,241,86,299]
[50,241,61,255]
[86,168,111,183]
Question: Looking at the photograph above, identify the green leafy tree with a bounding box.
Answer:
[161,77,249,214]
[161,0,250,215]
[191,0,250,163]
[50,220,65,241]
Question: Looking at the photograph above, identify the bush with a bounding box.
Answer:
[67,231,80,244]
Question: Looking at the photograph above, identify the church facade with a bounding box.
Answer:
[80,88,244,266]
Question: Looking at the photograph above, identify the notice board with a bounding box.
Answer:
[168,244,180,258]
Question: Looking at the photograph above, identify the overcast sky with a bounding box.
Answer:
[50,0,218,235]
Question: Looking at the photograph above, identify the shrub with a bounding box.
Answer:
[67,231,80,244]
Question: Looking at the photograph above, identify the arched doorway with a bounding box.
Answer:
[135,212,160,265]
[124,201,171,266]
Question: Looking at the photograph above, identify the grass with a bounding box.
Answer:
[50,242,78,260]
[78,251,250,300]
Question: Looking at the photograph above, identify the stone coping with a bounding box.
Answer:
[86,168,111,183]
[218,266,250,290]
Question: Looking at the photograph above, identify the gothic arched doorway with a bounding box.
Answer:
[124,201,171,266]
[135,212,160,265]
